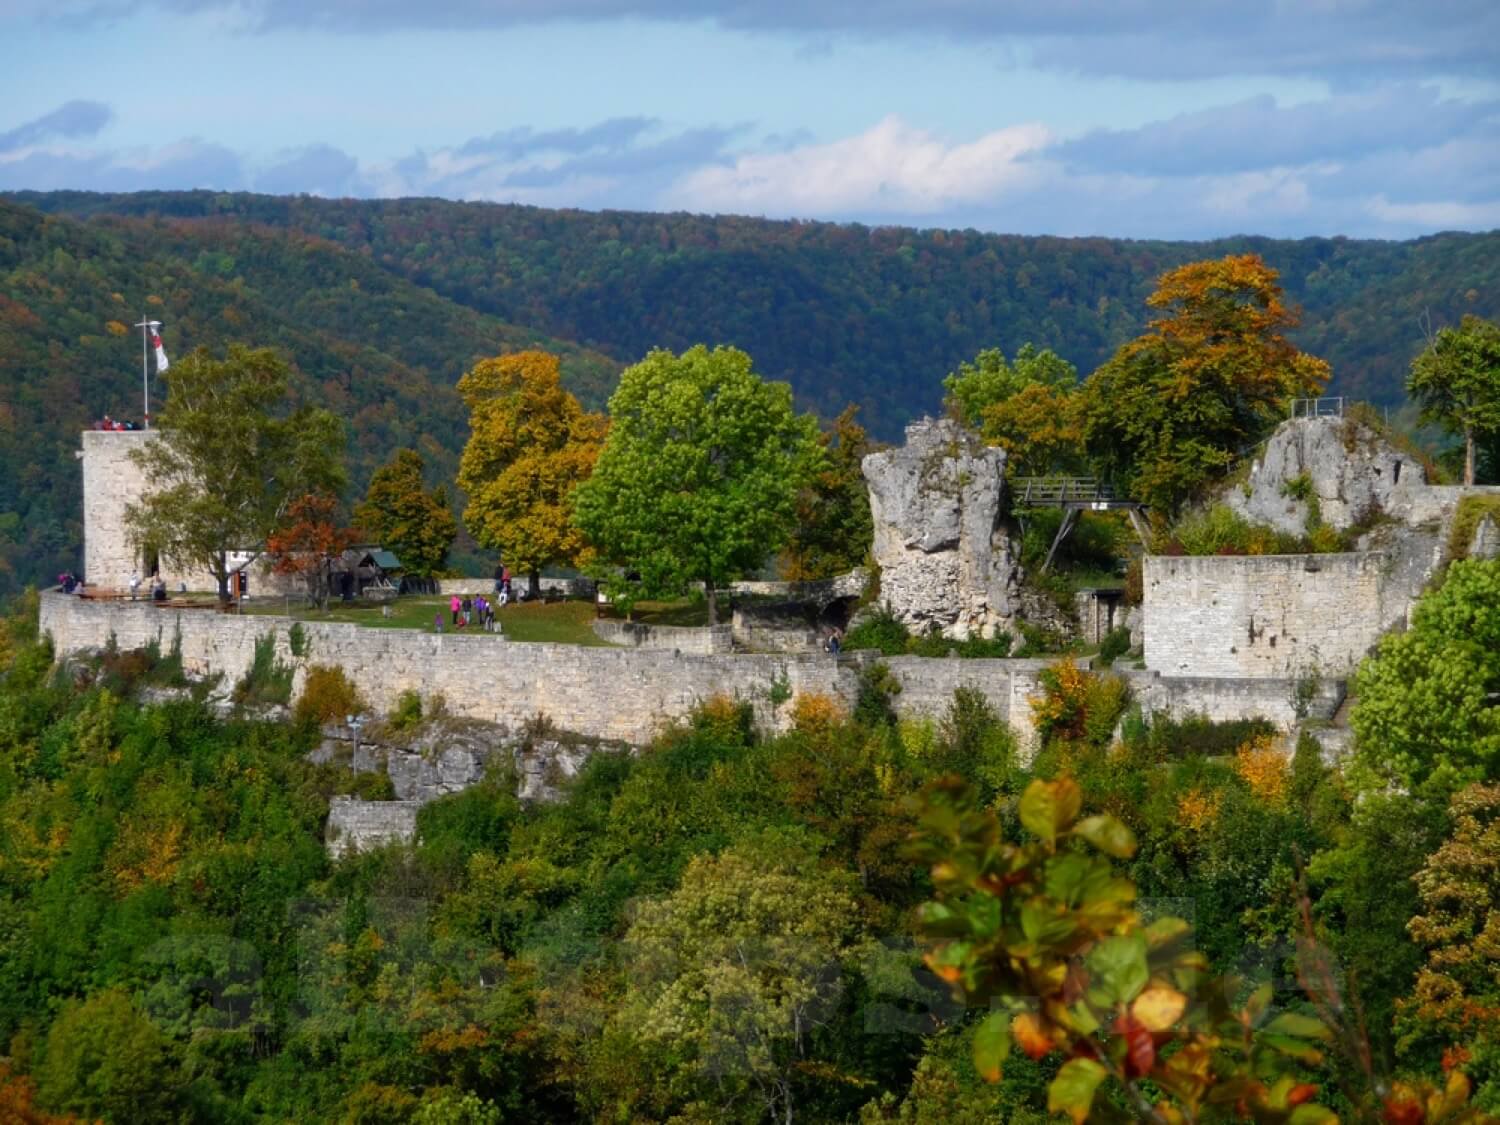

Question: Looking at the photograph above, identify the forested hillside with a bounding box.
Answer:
[3,561,1497,1121]
[0,200,619,594]
[16,190,1500,435]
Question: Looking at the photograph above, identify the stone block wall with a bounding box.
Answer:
[1120,670,1343,727]
[732,615,822,653]
[1143,553,1387,678]
[326,796,421,857]
[591,619,735,655]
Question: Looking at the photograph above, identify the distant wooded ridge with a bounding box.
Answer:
[1,190,1496,594]
[13,189,1500,435]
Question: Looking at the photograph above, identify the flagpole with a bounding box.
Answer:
[133,317,159,429]
[141,315,149,428]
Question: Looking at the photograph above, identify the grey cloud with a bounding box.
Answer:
[1055,86,1500,177]
[256,143,361,195]
[457,117,656,160]
[1318,127,1500,206]
[500,124,742,188]
[29,0,1500,81]
[0,138,243,192]
[0,100,112,152]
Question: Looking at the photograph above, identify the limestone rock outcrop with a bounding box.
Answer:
[862,418,1021,639]
[1225,415,1426,535]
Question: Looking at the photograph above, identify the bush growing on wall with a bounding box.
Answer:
[232,632,295,706]
[294,664,366,727]
[1029,658,1128,750]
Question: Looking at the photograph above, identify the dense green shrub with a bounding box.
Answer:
[854,660,902,726]
[387,688,423,731]
[844,604,910,655]
[1095,626,1131,667]
[1145,713,1278,758]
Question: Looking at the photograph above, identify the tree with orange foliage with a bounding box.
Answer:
[265,492,357,609]
[456,351,606,598]
[1398,782,1500,1105]
[1079,254,1330,513]
[0,1062,86,1125]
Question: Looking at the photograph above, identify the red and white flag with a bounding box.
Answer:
[151,326,169,372]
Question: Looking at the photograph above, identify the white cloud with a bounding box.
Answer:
[1366,195,1500,230]
[669,116,1052,217]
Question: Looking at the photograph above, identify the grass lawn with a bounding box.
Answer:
[241,595,608,646]
[630,597,725,627]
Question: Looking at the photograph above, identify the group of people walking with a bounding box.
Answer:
[446,593,499,631]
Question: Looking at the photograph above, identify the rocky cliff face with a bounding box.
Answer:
[1225,415,1426,535]
[862,418,1021,639]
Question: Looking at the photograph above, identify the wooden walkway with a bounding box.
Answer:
[1010,477,1152,572]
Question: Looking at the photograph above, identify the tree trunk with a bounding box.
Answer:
[528,568,541,600]
[705,581,718,626]
[1466,424,1476,487]
[216,552,230,605]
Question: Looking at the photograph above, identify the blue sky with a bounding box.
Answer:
[2,1,1497,239]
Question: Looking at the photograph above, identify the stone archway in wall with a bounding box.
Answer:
[818,595,859,631]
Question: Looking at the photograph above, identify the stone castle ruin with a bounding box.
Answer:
[46,414,1500,853]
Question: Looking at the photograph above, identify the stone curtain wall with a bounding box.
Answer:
[1143,552,1387,678]
[41,592,1345,751]
[436,577,593,598]
[40,592,851,743]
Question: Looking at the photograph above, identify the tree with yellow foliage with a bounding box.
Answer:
[456,351,607,597]
[1079,254,1330,514]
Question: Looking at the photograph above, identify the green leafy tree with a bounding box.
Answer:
[1408,315,1500,486]
[1079,255,1330,514]
[781,404,877,580]
[36,987,180,1122]
[943,343,1078,428]
[573,345,821,621]
[353,448,456,578]
[611,832,869,1123]
[457,351,606,597]
[1350,559,1500,795]
[910,776,1342,1124]
[126,345,346,602]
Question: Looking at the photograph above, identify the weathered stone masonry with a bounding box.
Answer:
[1144,552,1388,678]
[82,430,155,590]
[41,592,1340,753]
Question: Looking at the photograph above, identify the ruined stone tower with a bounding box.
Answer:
[80,428,155,589]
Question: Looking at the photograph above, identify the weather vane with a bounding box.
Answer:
[131,316,170,428]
